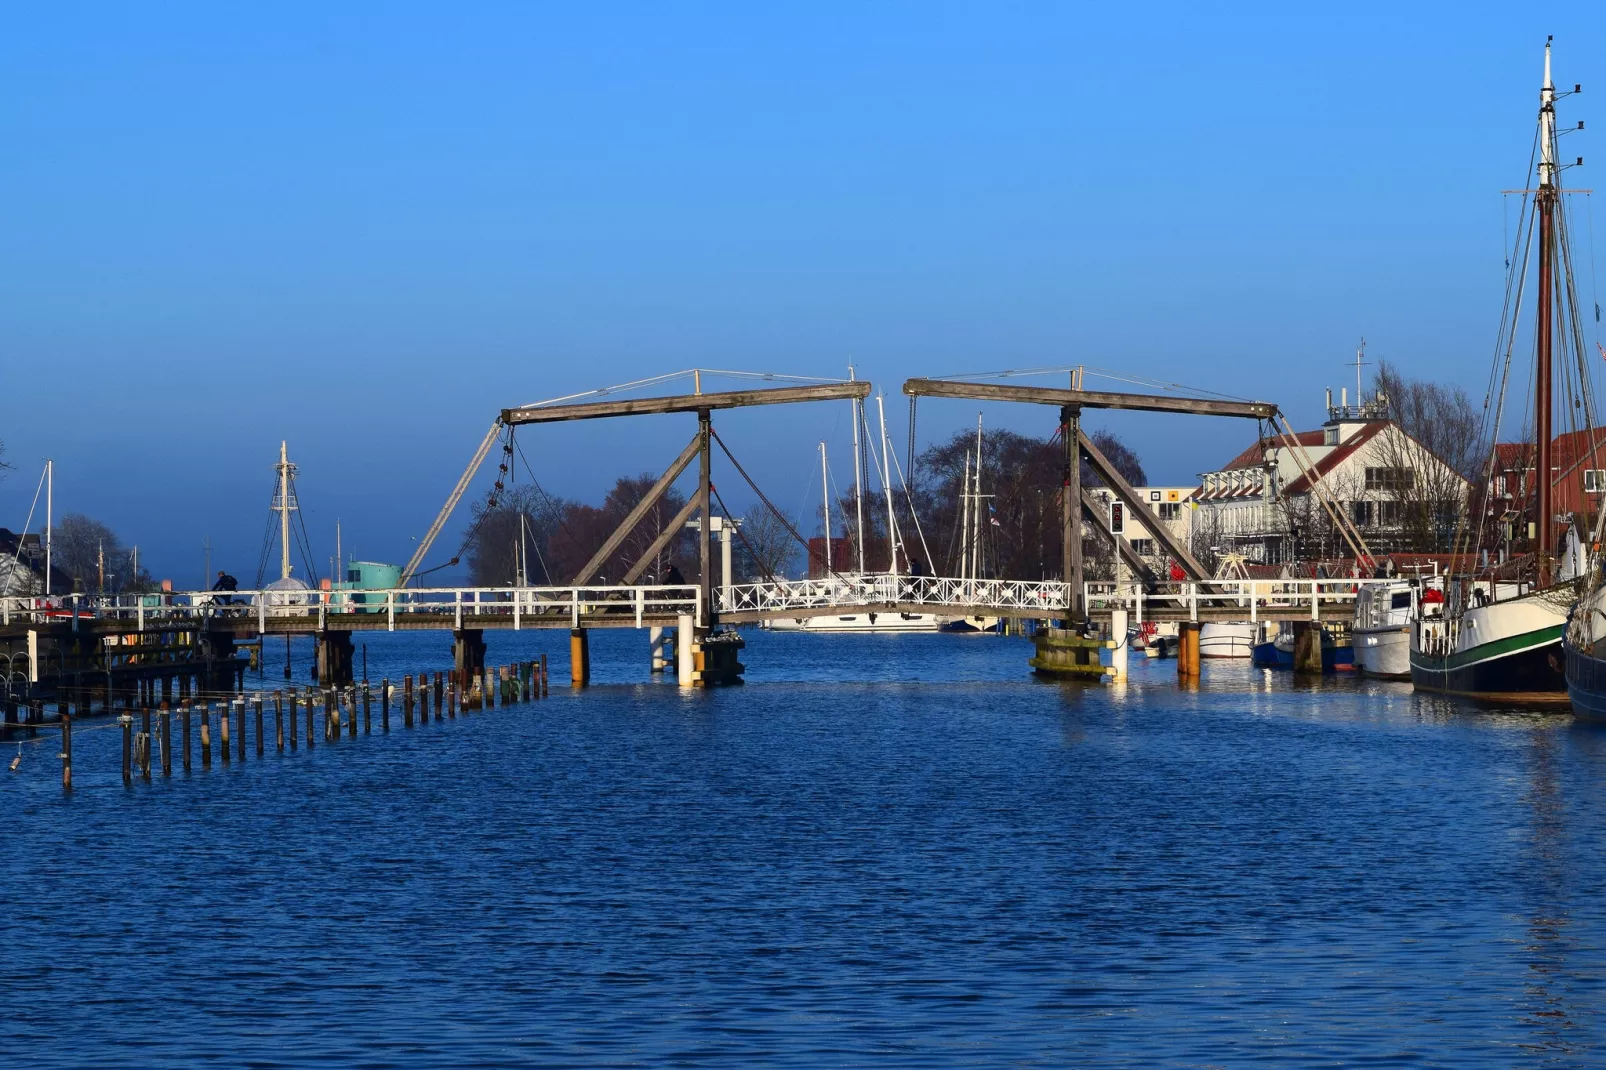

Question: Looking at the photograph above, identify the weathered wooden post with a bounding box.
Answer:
[324,691,335,742]
[447,680,456,716]
[1178,622,1202,678]
[182,704,192,772]
[121,714,133,784]
[381,678,391,732]
[274,690,285,751]
[200,705,212,769]
[305,692,315,749]
[288,689,298,750]
[219,701,230,765]
[347,689,357,739]
[60,711,72,791]
[570,629,590,688]
[404,675,414,728]
[433,671,444,713]
[419,672,430,724]
[160,702,172,776]
[255,696,265,757]
[363,683,372,734]
[1292,620,1323,674]
[141,707,153,780]
[541,653,549,696]
[236,699,246,762]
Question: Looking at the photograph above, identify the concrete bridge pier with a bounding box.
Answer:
[650,627,668,673]
[316,630,355,688]
[454,630,487,692]
[676,616,694,686]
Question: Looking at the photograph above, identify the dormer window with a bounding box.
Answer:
[1325,426,1339,446]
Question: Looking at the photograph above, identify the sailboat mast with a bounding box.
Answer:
[849,366,866,573]
[1537,39,1558,586]
[44,459,52,597]
[972,415,984,581]
[820,441,832,574]
[277,441,293,581]
[959,452,972,582]
[877,393,898,576]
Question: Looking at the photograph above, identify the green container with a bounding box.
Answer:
[338,560,402,612]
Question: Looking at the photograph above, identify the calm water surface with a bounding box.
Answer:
[3,629,1605,1066]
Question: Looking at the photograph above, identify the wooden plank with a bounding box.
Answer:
[571,431,703,585]
[503,381,871,424]
[1078,430,1210,580]
[903,378,1276,419]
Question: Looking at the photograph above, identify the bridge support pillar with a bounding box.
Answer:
[1178,622,1201,678]
[1110,609,1129,680]
[676,616,694,686]
[1292,621,1323,674]
[650,627,668,673]
[453,630,486,692]
[570,629,590,688]
[316,630,355,688]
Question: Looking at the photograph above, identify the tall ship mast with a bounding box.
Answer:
[1411,39,1594,702]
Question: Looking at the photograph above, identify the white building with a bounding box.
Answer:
[1191,390,1468,564]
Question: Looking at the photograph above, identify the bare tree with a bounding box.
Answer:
[52,513,149,593]
[1371,361,1477,552]
[733,509,801,580]
[466,485,565,587]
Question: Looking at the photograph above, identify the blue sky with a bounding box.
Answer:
[2,2,1603,584]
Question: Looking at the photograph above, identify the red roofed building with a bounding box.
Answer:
[1483,428,1606,548]
[1192,390,1471,564]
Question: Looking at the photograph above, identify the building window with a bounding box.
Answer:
[1585,470,1606,493]
[1365,467,1414,491]
[1378,500,1402,526]
[1157,502,1180,521]
[1131,539,1155,556]
[1350,501,1373,527]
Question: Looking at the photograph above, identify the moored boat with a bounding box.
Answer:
[1353,580,1413,678]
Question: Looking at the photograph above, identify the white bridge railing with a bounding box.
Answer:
[1085,579,1399,623]
[721,575,1069,616]
[1,585,704,632]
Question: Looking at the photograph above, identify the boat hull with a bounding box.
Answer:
[1199,622,1256,659]
[1354,624,1411,679]
[766,612,940,633]
[1410,626,1567,701]
[1565,641,1606,720]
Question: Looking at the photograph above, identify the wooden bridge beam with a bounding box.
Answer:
[570,431,703,586]
[902,378,1276,420]
[504,381,872,425]
[1078,430,1209,581]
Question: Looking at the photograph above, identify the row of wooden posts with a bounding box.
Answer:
[58,657,550,790]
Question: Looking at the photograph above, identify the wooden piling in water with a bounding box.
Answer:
[433,672,443,712]
[363,684,372,734]
[381,679,390,732]
[305,693,315,750]
[540,653,549,696]
[200,706,212,769]
[403,675,414,727]
[420,672,430,723]
[274,691,284,751]
[255,697,264,757]
[324,691,335,742]
[182,704,192,772]
[237,700,246,762]
[447,680,456,716]
[159,702,171,776]
[348,690,357,739]
[61,712,72,791]
[141,707,153,780]
[219,702,230,765]
[122,716,133,784]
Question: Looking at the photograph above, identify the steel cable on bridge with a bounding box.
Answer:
[709,428,853,587]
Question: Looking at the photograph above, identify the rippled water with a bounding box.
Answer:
[4,629,1605,1066]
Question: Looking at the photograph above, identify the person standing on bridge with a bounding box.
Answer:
[663,563,686,587]
[212,570,239,606]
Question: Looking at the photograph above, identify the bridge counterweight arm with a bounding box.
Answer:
[902,378,1277,420]
[399,419,504,587]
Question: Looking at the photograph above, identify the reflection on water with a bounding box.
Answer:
[3,630,1605,1066]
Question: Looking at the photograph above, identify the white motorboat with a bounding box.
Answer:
[1353,580,1413,678]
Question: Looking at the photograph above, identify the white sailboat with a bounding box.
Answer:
[768,376,940,634]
